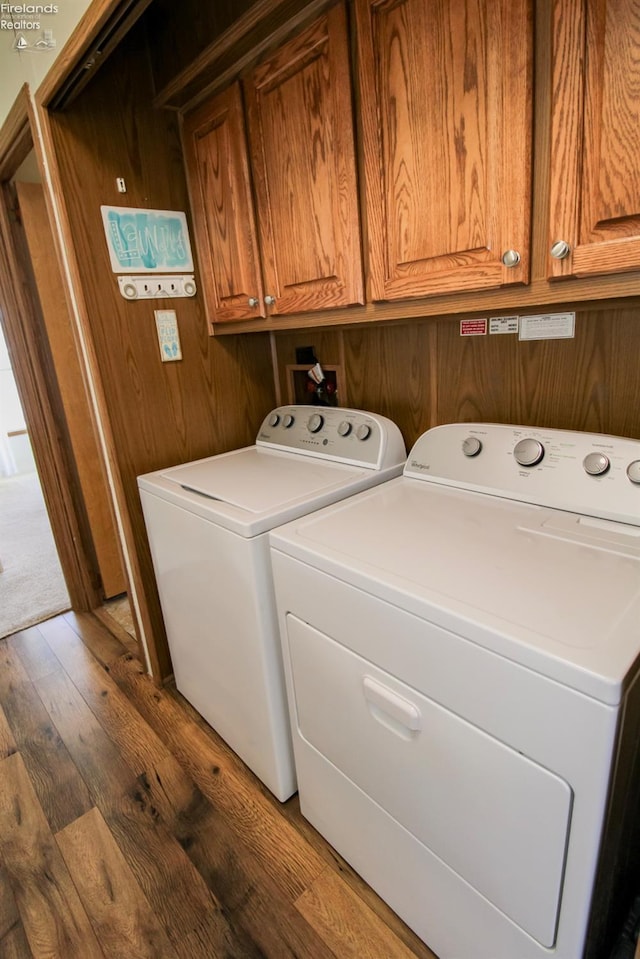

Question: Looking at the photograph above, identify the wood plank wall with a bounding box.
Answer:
[45,23,276,679]
[274,304,640,452]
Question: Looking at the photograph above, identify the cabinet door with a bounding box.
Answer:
[548,0,640,280]
[355,0,532,302]
[244,3,364,315]
[182,83,265,324]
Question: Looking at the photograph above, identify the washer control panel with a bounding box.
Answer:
[406,423,640,525]
[256,406,406,470]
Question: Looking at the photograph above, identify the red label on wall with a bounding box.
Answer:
[460,319,488,336]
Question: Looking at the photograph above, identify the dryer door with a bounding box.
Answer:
[286,614,573,948]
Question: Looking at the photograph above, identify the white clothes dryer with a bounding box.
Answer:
[137,405,405,801]
[270,422,640,957]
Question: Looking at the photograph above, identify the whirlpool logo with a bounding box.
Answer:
[410,459,430,471]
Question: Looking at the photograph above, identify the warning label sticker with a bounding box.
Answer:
[460,319,487,336]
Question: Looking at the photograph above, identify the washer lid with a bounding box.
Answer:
[270,478,640,703]
[137,445,402,537]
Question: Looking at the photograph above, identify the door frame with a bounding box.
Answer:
[0,85,103,611]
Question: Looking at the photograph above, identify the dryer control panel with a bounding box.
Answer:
[256,406,406,471]
[405,423,640,526]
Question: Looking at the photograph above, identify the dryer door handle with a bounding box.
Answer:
[363,676,422,733]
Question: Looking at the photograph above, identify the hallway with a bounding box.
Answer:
[0,470,70,639]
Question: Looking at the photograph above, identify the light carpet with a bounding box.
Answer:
[0,471,70,639]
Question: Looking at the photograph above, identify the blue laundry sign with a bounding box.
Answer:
[101,206,194,273]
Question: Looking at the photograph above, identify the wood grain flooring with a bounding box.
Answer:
[0,612,437,959]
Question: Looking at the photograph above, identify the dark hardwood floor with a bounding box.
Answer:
[0,611,437,959]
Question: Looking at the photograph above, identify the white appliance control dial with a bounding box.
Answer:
[308,413,324,433]
[627,460,640,484]
[356,424,372,441]
[283,414,295,428]
[583,452,610,476]
[338,421,352,436]
[462,436,482,457]
[514,437,545,467]
[268,413,280,427]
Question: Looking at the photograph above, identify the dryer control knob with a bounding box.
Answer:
[308,413,324,433]
[627,460,640,485]
[356,424,372,441]
[583,452,610,476]
[337,420,352,437]
[514,437,545,467]
[283,414,295,428]
[462,436,482,457]
[268,413,280,427]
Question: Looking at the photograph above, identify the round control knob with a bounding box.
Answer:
[337,421,352,437]
[502,249,521,268]
[627,460,640,485]
[183,279,197,296]
[356,424,372,441]
[462,436,482,457]
[583,452,610,476]
[307,413,324,433]
[283,414,295,428]
[268,413,280,427]
[513,437,545,467]
[122,282,138,299]
[550,240,571,260]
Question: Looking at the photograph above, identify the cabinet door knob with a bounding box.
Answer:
[264,295,276,306]
[501,249,521,268]
[550,240,571,260]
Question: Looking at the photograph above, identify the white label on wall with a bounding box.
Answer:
[519,312,575,341]
[490,315,519,334]
[155,310,182,362]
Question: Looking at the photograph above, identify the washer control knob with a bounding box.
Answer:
[583,452,610,476]
[627,460,640,485]
[338,420,352,437]
[283,414,295,428]
[308,413,324,433]
[462,436,482,457]
[513,437,545,467]
[356,423,372,441]
[268,413,280,427]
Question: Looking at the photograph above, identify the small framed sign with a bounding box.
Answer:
[154,310,182,362]
[101,206,194,274]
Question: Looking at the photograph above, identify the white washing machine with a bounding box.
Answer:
[137,405,405,801]
[270,422,640,958]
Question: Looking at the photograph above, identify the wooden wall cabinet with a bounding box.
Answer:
[183,2,364,328]
[182,84,265,324]
[354,0,533,302]
[547,0,640,281]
